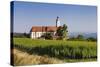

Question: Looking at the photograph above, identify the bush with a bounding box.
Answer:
[87,37,97,41]
[42,33,53,40]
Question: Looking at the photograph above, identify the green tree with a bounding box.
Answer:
[76,34,84,40]
[87,37,97,41]
[62,24,68,40]
[24,32,30,38]
[57,24,68,40]
[42,33,53,40]
[57,26,63,36]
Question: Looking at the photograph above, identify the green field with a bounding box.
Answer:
[13,38,97,63]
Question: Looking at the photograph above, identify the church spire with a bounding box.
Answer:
[56,16,60,27]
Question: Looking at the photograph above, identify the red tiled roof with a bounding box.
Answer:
[31,26,58,32]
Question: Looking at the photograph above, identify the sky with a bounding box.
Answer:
[12,1,97,33]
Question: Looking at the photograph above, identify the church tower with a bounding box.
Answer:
[56,16,60,27]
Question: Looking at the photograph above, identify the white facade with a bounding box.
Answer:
[30,31,56,39]
[31,32,44,39]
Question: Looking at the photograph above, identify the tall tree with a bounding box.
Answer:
[62,24,68,40]
[57,26,63,36]
[57,24,68,40]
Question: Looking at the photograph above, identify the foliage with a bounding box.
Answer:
[13,33,30,38]
[41,33,53,39]
[57,24,68,40]
[57,26,63,36]
[62,24,68,40]
[76,34,84,40]
[68,35,97,42]
[87,37,97,41]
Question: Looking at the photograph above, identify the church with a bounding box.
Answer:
[30,16,61,39]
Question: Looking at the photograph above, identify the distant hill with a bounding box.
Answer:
[69,32,97,38]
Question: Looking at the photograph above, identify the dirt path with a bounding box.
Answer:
[12,48,64,66]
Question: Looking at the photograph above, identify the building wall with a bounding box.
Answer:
[31,32,45,39]
[31,31,56,39]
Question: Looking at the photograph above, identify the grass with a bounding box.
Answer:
[12,38,97,65]
[13,38,96,47]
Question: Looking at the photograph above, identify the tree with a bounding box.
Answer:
[62,24,68,40]
[57,24,68,40]
[41,33,53,40]
[77,35,84,39]
[23,32,30,38]
[76,34,84,40]
[68,37,76,40]
[87,37,97,41]
[57,26,63,36]
[23,32,27,36]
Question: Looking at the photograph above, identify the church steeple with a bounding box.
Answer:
[56,16,60,27]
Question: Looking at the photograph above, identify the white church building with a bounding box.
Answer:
[30,16,61,39]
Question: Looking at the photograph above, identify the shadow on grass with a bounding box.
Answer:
[14,44,97,60]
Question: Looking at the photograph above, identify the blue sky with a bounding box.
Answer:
[12,1,97,33]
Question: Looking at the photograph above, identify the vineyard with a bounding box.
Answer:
[13,38,97,64]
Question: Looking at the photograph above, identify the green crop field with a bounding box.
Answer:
[13,38,97,63]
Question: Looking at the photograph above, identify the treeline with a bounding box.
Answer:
[68,34,97,42]
[12,33,97,42]
[12,32,30,38]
